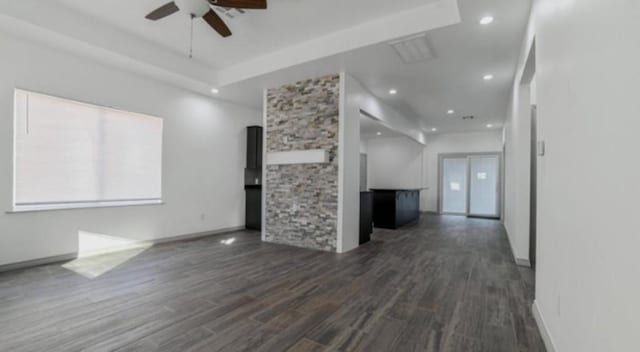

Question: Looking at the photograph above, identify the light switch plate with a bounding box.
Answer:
[537,141,545,156]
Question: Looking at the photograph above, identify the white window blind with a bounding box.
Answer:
[13,90,163,211]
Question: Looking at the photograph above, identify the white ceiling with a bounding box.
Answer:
[377,0,531,133]
[1,0,531,135]
[219,0,531,134]
[1,0,458,92]
[54,0,441,69]
[360,114,411,141]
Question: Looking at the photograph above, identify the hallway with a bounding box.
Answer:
[0,215,544,351]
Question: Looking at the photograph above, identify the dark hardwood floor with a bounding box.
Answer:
[0,214,545,351]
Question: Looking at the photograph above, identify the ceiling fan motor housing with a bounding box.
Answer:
[175,0,210,17]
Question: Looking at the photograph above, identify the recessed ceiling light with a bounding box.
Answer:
[447,109,455,115]
[483,74,494,81]
[211,88,219,94]
[376,132,382,136]
[480,16,494,25]
[431,128,437,132]
[487,124,494,128]
[389,89,397,95]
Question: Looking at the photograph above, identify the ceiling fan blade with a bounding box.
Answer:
[203,10,232,37]
[207,0,267,9]
[145,2,179,20]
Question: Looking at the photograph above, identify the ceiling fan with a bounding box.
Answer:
[145,0,267,38]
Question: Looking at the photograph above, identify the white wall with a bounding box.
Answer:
[346,80,427,146]
[365,130,502,213]
[0,32,261,266]
[359,139,368,154]
[423,131,503,212]
[340,73,426,252]
[337,73,361,253]
[367,136,425,191]
[509,1,640,351]
[502,4,536,265]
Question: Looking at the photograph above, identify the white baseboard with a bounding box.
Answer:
[502,225,531,267]
[532,300,557,352]
[0,225,247,273]
[0,253,78,273]
[153,226,245,245]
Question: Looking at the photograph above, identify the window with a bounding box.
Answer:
[13,90,163,212]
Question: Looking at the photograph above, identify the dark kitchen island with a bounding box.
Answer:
[371,189,421,229]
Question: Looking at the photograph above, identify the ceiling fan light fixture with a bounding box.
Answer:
[175,0,210,17]
[145,0,267,38]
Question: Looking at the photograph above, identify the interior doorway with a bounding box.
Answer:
[438,153,502,219]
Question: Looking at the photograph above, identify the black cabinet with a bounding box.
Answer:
[245,168,262,186]
[359,192,373,245]
[245,126,263,230]
[371,189,420,229]
[246,126,263,169]
[245,186,262,230]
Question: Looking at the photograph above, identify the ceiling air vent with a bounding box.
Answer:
[462,115,475,120]
[389,33,436,64]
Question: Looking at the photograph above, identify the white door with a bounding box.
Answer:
[468,155,500,217]
[440,154,501,217]
[441,157,468,214]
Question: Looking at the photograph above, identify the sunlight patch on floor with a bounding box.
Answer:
[62,231,153,279]
[220,237,236,245]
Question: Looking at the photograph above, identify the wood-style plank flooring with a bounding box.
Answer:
[0,214,545,351]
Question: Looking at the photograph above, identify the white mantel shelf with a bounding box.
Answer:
[266,150,330,165]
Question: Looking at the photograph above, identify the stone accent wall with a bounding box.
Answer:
[264,74,340,252]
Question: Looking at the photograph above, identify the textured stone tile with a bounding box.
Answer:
[265,74,340,252]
